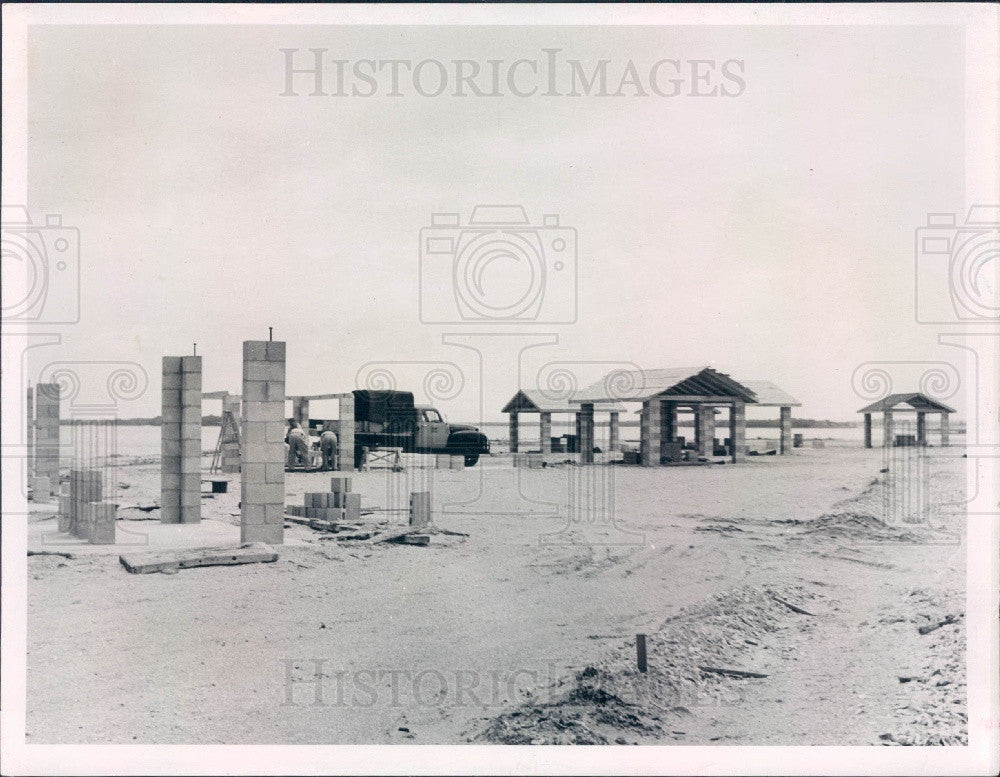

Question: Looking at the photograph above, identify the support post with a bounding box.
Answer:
[338,392,355,471]
[864,413,873,448]
[916,411,927,447]
[730,400,746,463]
[579,403,595,464]
[539,412,552,454]
[508,412,519,454]
[161,356,202,524]
[940,412,950,446]
[779,406,793,454]
[608,411,620,452]
[883,409,894,448]
[240,340,286,544]
[641,398,661,467]
[697,405,714,457]
[26,384,34,478]
[34,383,61,499]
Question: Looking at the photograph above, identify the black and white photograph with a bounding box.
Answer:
[1,3,997,775]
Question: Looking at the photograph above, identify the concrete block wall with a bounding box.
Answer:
[34,382,61,497]
[337,393,355,471]
[241,341,286,545]
[161,356,202,524]
[220,394,242,473]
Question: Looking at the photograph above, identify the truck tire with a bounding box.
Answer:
[463,454,479,467]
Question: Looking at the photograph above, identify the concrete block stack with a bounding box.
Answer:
[58,467,115,544]
[161,356,202,524]
[33,382,61,499]
[286,476,362,523]
[240,341,286,545]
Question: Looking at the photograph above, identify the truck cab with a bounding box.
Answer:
[414,405,450,451]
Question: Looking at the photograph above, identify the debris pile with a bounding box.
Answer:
[473,585,817,744]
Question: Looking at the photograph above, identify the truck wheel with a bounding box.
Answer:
[463,454,479,467]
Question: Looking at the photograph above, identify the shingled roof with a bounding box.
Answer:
[858,393,956,414]
[501,389,627,414]
[572,367,758,404]
[737,380,802,408]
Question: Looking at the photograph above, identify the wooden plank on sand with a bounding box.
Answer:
[119,543,278,574]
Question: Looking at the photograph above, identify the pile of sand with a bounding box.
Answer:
[472,585,816,744]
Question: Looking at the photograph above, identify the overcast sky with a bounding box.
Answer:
[25,23,965,421]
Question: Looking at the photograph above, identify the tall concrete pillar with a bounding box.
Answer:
[696,405,714,457]
[34,382,61,498]
[579,402,595,464]
[608,411,619,452]
[508,412,519,454]
[161,356,202,524]
[338,392,355,471]
[292,397,310,433]
[241,340,286,544]
[883,409,895,448]
[729,400,746,463]
[864,413,873,448]
[640,398,661,467]
[539,412,552,454]
[940,412,950,446]
[916,412,927,446]
[26,384,35,478]
[779,406,793,454]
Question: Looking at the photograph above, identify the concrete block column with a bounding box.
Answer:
[26,385,35,478]
[508,412,519,454]
[338,392,355,471]
[940,412,950,446]
[883,409,894,448]
[662,401,677,442]
[220,394,242,473]
[579,403,595,464]
[161,356,202,524]
[863,413,873,448]
[916,412,927,446]
[640,399,661,467]
[779,406,793,454]
[608,412,620,452]
[69,468,102,538]
[241,340,286,544]
[696,405,714,457]
[34,383,61,498]
[729,400,746,463]
[539,412,552,454]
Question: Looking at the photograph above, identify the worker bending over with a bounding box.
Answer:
[286,419,310,468]
[319,425,338,470]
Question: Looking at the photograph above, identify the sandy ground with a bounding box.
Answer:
[25,445,967,745]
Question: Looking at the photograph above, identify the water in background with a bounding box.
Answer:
[88,423,901,460]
